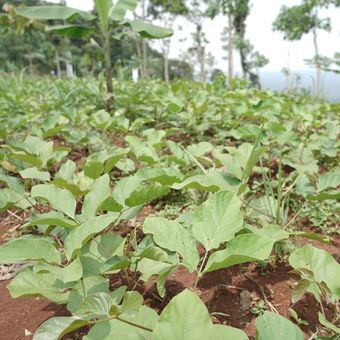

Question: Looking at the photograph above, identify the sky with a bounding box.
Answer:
[48,0,340,72]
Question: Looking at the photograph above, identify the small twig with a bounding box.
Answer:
[283,202,308,229]
[7,210,24,221]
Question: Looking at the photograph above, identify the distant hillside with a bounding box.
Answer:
[260,70,340,103]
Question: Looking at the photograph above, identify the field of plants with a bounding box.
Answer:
[0,74,339,340]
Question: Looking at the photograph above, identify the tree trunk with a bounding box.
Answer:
[227,12,233,87]
[164,55,169,83]
[141,0,148,79]
[65,51,74,78]
[312,28,321,98]
[55,49,61,78]
[104,33,113,111]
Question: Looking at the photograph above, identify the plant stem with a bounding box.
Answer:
[194,250,208,288]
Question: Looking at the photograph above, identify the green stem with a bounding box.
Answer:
[194,250,208,288]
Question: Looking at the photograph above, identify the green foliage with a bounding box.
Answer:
[0,76,339,339]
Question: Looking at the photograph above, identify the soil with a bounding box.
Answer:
[0,210,339,339]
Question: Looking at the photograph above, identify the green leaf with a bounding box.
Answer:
[82,174,111,219]
[126,184,169,207]
[292,279,311,303]
[192,191,243,251]
[0,173,24,193]
[46,25,94,39]
[255,312,304,340]
[203,234,274,274]
[289,245,340,299]
[33,316,88,340]
[172,171,240,193]
[136,167,183,185]
[94,0,112,30]
[317,171,340,192]
[85,306,158,340]
[75,292,112,318]
[144,217,199,272]
[34,257,83,284]
[64,213,119,260]
[121,291,143,315]
[15,6,95,21]
[0,236,60,264]
[112,175,142,207]
[31,184,76,219]
[8,267,69,304]
[153,289,247,340]
[62,257,83,283]
[126,20,173,39]
[318,313,340,335]
[111,0,138,21]
[20,167,51,182]
[80,233,126,276]
[0,188,30,212]
[67,276,110,314]
[23,211,79,229]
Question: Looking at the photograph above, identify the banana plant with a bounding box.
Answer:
[15,0,173,110]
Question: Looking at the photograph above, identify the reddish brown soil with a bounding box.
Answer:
[0,280,68,340]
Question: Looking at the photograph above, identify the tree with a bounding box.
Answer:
[15,0,173,109]
[187,0,208,83]
[206,0,252,87]
[147,0,188,82]
[273,0,340,97]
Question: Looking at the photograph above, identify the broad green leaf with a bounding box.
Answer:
[255,312,304,340]
[121,291,143,315]
[126,20,173,39]
[246,224,289,243]
[111,0,138,21]
[20,167,50,182]
[23,211,79,229]
[47,25,94,39]
[80,233,126,276]
[34,257,83,284]
[67,276,110,314]
[84,306,158,340]
[84,161,104,179]
[317,171,340,192]
[292,279,311,304]
[82,174,111,219]
[192,191,243,251]
[172,171,240,193]
[153,289,247,340]
[33,316,88,340]
[94,0,112,30]
[8,267,69,304]
[136,167,183,185]
[0,236,60,264]
[144,217,199,272]
[64,213,119,260]
[0,173,24,193]
[75,292,112,318]
[203,234,274,274]
[112,175,142,207]
[318,313,340,335]
[31,184,76,219]
[0,188,30,212]
[15,6,95,21]
[56,160,76,181]
[126,184,169,207]
[62,257,83,283]
[289,245,340,299]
